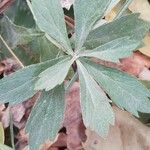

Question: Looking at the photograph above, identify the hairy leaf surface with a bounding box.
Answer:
[74,0,111,50]
[80,37,140,62]
[27,0,72,54]
[77,60,114,136]
[26,85,64,150]
[81,59,150,116]
[35,56,73,91]
[0,57,64,104]
[85,14,150,49]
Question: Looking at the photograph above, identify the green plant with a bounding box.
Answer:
[0,0,150,149]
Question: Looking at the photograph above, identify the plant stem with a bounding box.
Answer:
[115,0,133,19]
[9,107,15,150]
[0,35,24,68]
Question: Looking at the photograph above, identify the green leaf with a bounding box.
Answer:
[0,123,4,144]
[0,144,13,150]
[74,0,111,50]
[38,36,63,62]
[0,16,42,49]
[27,0,73,55]
[13,35,62,66]
[81,59,150,117]
[80,37,140,62]
[85,14,150,49]
[0,57,64,104]
[5,0,35,28]
[77,60,114,137]
[35,56,73,91]
[26,85,64,150]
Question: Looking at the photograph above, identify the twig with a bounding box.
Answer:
[0,35,24,68]
[115,0,133,19]
[9,107,16,150]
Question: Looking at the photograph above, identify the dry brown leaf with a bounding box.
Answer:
[15,129,28,150]
[83,106,150,150]
[139,33,150,57]
[120,51,150,76]
[63,82,86,150]
[40,140,54,150]
[1,104,25,129]
[11,104,25,123]
[1,107,10,128]
[129,0,150,21]
[129,0,150,57]
[38,83,85,150]
[50,133,67,148]
[1,58,20,75]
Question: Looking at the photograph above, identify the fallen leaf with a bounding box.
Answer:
[1,58,20,75]
[120,51,150,76]
[139,33,150,57]
[15,129,28,150]
[83,106,150,150]
[50,133,67,148]
[1,107,10,128]
[40,139,56,150]
[11,104,25,123]
[63,82,86,150]
[129,0,150,21]
[43,82,86,149]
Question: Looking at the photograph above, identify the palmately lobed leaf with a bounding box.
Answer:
[80,58,150,117]
[26,85,65,150]
[85,13,150,49]
[77,60,114,137]
[80,37,141,62]
[0,57,65,104]
[74,0,111,50]
[27,0,73,54]
[35,56,74,91]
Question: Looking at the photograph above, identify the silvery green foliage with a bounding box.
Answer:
[0,0,150,149]
[77,60,114,137]
[80,58,150,117]
[26,85,65,150]
[0,57,64,104]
